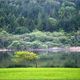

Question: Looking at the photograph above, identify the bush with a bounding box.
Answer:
[12,51,38,67]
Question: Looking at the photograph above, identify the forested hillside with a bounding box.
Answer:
[0,0,80,68]
[0,0,80,34]
[0,0,80,48]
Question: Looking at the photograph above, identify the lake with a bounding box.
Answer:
[0,47,80,68]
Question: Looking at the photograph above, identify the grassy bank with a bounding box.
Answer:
[0,68,80,80]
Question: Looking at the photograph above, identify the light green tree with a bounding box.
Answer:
[13,51,38,67]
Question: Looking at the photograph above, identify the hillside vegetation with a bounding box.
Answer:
[0,0,80,48]
[0,0,80,33]
[0,0,80,68]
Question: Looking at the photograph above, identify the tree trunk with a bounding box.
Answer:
[35,60,38,68]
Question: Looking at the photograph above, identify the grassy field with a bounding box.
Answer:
[0,68,80,80]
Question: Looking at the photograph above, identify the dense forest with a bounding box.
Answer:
[0,0,80,48]
[0,0,80,67]
[0,0,80,33]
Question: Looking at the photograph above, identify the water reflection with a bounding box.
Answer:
[0,51,80,68]
[0,52,12,68]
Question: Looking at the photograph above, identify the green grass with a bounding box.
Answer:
[0,68,80,80]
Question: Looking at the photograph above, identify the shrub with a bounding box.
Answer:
[12,51,38,67]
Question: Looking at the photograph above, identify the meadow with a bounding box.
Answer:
[0,68,80,80]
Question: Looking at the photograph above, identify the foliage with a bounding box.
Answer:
[0,0,80,33]
[12,51,38,67]
[0,0,80,68]
[0,30,70,48]
[13,51,38,63]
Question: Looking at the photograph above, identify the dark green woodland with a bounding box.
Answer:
[0,0,80,68]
